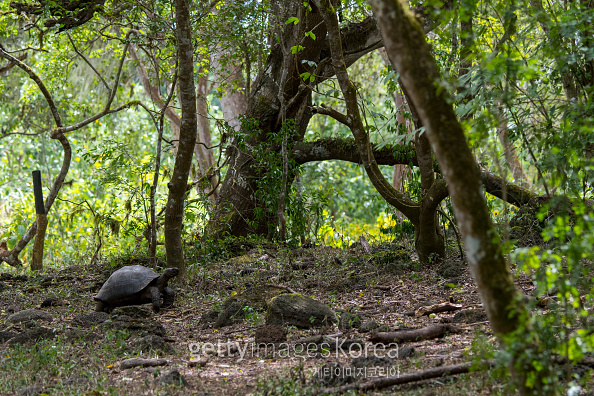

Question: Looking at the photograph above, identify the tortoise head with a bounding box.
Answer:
[163,267,179,280]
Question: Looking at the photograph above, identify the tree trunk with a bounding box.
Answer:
[194,65,217,202]
[379,48,410,219]
[370,0,532,391]
[209,6,374,236]
[211,46,248,132]
[314,0,446,263]
[496,108,531,188]
[164,0,198,280]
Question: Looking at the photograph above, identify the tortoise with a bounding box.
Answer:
[94,265,179,313]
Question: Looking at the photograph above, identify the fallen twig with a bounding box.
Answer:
[369,324,463,344]
[415,302,463,317]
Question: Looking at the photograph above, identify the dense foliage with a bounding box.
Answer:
[1,0,593,392]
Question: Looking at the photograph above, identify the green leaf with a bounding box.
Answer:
[305,31,316,40]
[285,17,299,25]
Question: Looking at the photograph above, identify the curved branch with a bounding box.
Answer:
[292,137,418,166]
[53,100,142,135]
[0,45,62,127]
[480,169,536,206]
[0,36,137,266]
[311,104,351,127]
[67,33,110,90]
[0,53,27,74]
[292,139,539,209]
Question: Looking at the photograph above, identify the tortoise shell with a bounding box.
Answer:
[94,265,159,303]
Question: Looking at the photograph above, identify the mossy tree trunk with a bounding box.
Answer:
[370,0,535,391]
[164,0,198,280]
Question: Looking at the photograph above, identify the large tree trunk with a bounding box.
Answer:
[209,7,383,237]
[194,66,218,202]
[370,0,533,391]
[164,0,198,280]
[211,45,248,132]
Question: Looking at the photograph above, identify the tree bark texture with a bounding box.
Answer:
[195,66,218,201]
[369,0,526,356]
[164,0,198,279]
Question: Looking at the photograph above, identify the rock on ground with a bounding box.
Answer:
[8,327,58,346]
[156,370,188,387]
[266,293,337,328]
[452,309,488,324]
[130,335,175,354]
[7,309,53,324]
[71,312,109,327]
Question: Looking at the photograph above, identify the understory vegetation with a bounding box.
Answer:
[1,0,593,394]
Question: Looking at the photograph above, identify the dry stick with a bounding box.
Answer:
[414,302,463,317]
[317,361,481,394]
[369,324,463,344]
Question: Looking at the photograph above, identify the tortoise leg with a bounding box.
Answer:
[95,300,108,312]
[149,286,161,313]
[162,286,175,308]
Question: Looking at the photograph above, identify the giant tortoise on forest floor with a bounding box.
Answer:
[94,265,179,313]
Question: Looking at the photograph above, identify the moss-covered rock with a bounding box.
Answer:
[266,293,338,328]
[222,285,294,311]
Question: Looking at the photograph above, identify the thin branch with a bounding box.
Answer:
[56,197,96,217]
[0,44,62,127]
[0,53,27,74]
[67,33,110,90]
[53,100,142,135]
[437,208,465,262]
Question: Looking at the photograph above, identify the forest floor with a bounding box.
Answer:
[0,240,591,395]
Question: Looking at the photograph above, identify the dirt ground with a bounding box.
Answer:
[0,241,591,395]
